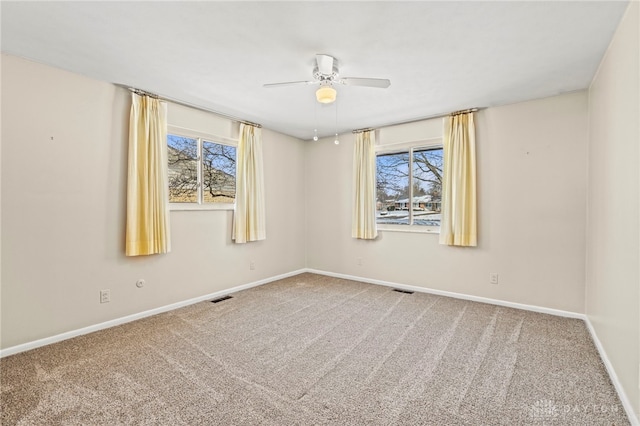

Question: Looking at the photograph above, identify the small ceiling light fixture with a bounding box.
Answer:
[316,83,337,104]
[313,129,318,141]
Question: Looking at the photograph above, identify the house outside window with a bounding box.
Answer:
[376,142,443,232]
[167,128,236,210]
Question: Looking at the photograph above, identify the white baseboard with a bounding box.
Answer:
[305,268,638,425]
[304,268,585,319]
[584,317,639,425]
[0,269,306,358]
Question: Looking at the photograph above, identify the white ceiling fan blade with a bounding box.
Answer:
[316,54,335,75]
[339,77,391,88]
[263,80,318,88]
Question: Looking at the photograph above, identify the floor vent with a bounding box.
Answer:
[393,289,414,294]
[211,295,233,304]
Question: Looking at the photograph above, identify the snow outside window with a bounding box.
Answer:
[376,145,443,232]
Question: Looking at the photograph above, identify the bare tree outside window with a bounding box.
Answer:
[168,135,198,202]
[202,141,236,203]
[377,152,410,224]
[167,134,236,205]
[376,147,442,227]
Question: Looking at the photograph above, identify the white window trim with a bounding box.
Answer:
[167,125,237,211]
[376,137,443,234]
[378,224,441,234]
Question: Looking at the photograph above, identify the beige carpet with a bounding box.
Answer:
[0,273,630,425]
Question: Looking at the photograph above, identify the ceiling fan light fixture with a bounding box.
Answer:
[316,85,336,104]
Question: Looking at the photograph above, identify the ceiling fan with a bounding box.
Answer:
[263,54,391,104]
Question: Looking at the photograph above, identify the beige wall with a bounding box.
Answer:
[586,1,640,418]
[0,54,306,349]
[306,91,588,313]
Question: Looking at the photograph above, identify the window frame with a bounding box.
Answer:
[375,138,443,234]
[167,125,237,211]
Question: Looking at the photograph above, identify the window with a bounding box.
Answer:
[167,131,236,209]
[376,144,443,231]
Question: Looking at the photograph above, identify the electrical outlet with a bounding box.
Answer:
[489,273,499,285]
[100,289,110,303]
[357,257,363,266]
[136,279,145,288]
[250,261,255,270]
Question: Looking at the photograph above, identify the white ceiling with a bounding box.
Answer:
[1,1,629,140]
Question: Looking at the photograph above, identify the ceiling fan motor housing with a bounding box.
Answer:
[313,62,339,82]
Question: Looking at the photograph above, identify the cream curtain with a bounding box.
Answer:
[352,130,378,239]
[439,112,477,247]
[125,93,171,256]
[233,123,266,243]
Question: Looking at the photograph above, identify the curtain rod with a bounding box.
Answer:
[123,86,262,128]
[352,107,481,134]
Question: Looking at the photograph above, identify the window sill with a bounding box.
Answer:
[170,203,234,211]
[377,225,440,234]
